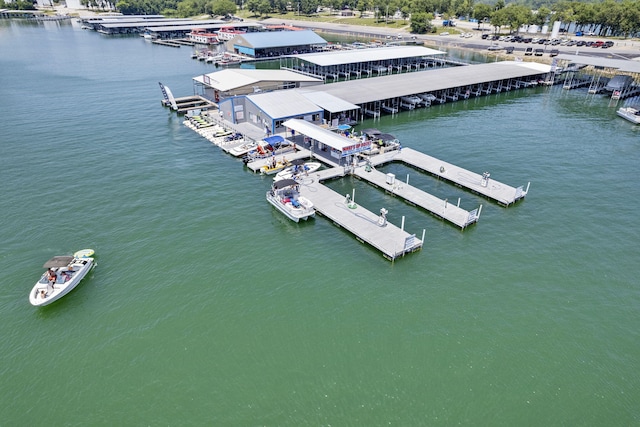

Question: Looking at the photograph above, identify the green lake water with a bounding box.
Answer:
[1,19,638,425]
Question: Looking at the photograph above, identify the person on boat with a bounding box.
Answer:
[46,268,57,293]
[47,268,57,286]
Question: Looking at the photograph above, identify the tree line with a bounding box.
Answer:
[12,0,640,38]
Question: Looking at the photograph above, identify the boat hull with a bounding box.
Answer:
[29,257,95,306]
[616,108,640,124]
[273,162,322,181]
[266,192,315,222]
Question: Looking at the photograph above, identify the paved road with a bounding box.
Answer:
[262,17,640,59]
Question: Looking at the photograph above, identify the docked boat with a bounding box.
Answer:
[229,141,258,157]
[266,179,315,222]
[29,249,96,307]
[616,106,640,124]
[260,156,291,175]
[401,95,422,105]
[418,93,437,104]
[242,136,293,164]
[273,161,322,181]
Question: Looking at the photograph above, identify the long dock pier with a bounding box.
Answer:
[370,148,528,206]
[297,176,424,261]
[353,167,480,229]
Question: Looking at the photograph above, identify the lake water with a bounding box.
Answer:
[1,18,639,425]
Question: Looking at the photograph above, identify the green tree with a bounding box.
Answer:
[409,11,434,33]
[211,0,237,16]
[257,0,270,15]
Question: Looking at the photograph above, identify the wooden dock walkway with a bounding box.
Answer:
[353,167,480,228]
[297,176,424,261]
[369,148,528,206]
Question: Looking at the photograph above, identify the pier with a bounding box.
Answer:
[368,148,529,207]
[297,176,424,261]
[176,93,530,259]
[352,166,480,228]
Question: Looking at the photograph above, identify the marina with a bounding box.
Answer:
[182,111,528,258]
[3,20,640,426]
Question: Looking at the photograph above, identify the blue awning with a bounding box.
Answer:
[263,135,285,146]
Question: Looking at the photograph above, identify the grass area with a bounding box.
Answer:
[235,9,411,30]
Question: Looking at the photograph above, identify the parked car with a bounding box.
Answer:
[534,48,544,56]
[549,49,559,57]
[487,44,502,51]
[524,47,533,56]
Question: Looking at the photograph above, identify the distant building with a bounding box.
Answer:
[225,30,328,58]
[193,69,323,102]
[218,90,325,137]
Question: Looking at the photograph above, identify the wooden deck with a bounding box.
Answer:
[297,175,424,261]
[369,148,528,206]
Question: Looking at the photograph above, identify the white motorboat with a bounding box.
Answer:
[616,106,640,124]
[401,95,422,105]
[228,141,257,157]
[266,179,315,222]
[29,249,96,307]
[273,161,321,181]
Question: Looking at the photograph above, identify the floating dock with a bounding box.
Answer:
[352,167,480,229]
[179,111,529,260]
[297,176,424,261]
[369,148,528,207]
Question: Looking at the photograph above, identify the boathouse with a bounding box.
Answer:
[283,118,370,163]
[192,69,323,102]
[555,54,640,99]
[218,91,325,137]
[81,16,262,38]
[280,45,448,81]
[226,30,328,59]
[296,60,551,120]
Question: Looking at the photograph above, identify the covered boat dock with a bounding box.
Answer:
[555,54,640,99]
[297,60,551,120]
[280,46,448,81]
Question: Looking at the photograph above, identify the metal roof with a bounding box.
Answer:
[291,45,446,67]
[297,90,360,113]
[100,19,220,29]
[193,69,322,91]
[556,54,640,74]
[246,91,323,119]
[297,61,551,105]
[282,119,361,151]
[232,30,327,49]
